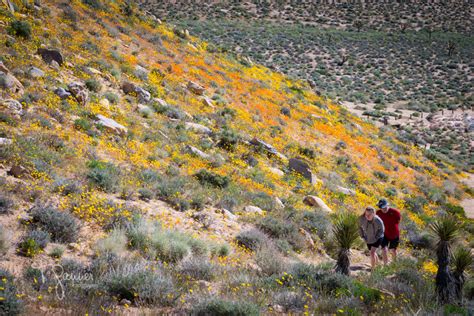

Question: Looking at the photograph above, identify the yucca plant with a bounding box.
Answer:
[333,212,359,275]
[452,247,473,302]
[430,216,459,303]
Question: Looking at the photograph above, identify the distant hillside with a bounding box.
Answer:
[0,0,472,315]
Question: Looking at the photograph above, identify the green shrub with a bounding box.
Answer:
[255,245,286,276]
[212,244,230,257]
[8,20,31,39]
[257,216,304,251]
[82,0,103,9]
[85,79,102,92]
[235,228,269,251]
[49,245,65,259]
[0,193,14,214]
[445,203,465,217]
[138,188,153,201]
[192,298,260,316]
[194,169,230,188]
[178,257,215,281]
[0,269,22,315]
[101,260,177,306]
[31,206,79,243]
[94,229,127,255]
[0,225,9,255]
[18,230,50,257]
[151,231,191,263]
[103,91,119,104]
[300,211,331,241]
[86,160,120,193]
[274,291,306,312]
[74,118,92,132]
[217,127,240,151]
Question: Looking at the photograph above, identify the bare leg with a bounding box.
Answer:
[370,247,378,269]
[390,248,397,262]
[382,247,389,265]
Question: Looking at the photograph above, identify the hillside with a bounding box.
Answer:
[0,0,473,314]
[142,0,474,169]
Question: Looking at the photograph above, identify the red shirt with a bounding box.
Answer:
[376,208,401,240]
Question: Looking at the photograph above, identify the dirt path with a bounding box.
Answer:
[461,173,474,219]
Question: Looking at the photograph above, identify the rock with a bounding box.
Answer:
[28,66,45,78]
[99,98,110,109]
[96,114,127,135]
[335,141,347,150]
[0,69,24,94]
[121,81,151,103]
[268,167,285,177]
[202,96,214,107]
[299,228,315,249]
[134,65,149,80]
[272,305,285,313]
[187,80,205,95]
[0,138,12,146]
[243,205,264,215]
[7,165,28,178]
[119,299,132,306]
[68,243,80,251]
[336,186,356,196]
[184,122,212,135]
[18,212,32,224]
[153,98,167,107]
[274,197,285,209]
[288,158,319,184]
[219,208,237,220]
[37,48,63,66]
[0,99,23,118]
[249,137,287,160]
[54,87,71,99]
[185,145,210,160]
[303,195,333,213]
[67,82,88,105]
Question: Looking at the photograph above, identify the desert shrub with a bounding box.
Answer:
[192,298,260,316]
[85,78,102,92]
[31,206,79,243]
[150,231,192,263]
[217,127,240,151]
[211,244,230,257]
[445,203,465,217]
[94,228,127,255]
[280,106,291,117]
[255,245,286,276]
[178,257,215,281]
[49,245,65,258]
[100,260,177,306]
[256,216,304,251]
[373,171,388,181]
[299,211,331,241]
[0,225,9,254]
[299,146,316,159]
[82,0,103,9]
[0,269,22,315]
[53,178,82,196]
[138,188,153,201]
[194,169,230,188]
[0,193,14,214]
[103,91,119,104]
[18,230,50,257]
[86,160,120,193]
[274,291,306,312]
[404,195,428,214]
[8,20,31,39]
[464,279,474,300]
[74,118,92,132]
[235,228,269,251]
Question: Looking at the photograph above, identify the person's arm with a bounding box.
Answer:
[359,218,366,241]
[376,217,385,240]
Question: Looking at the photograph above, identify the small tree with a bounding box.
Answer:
[333,212,359,275]
[452,247,473,302]
[430,216,459,303]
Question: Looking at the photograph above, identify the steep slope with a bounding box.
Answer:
[0,0,472,314]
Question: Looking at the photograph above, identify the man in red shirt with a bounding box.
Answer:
[376,199,401,265]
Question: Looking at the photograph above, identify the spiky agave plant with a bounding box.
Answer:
[333,212,360,275]
[430,216,459,304]
[452,247,473,302]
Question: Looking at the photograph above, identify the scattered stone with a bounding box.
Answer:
[0,138,12,146]
[153,98,167,107]
[299,228,315,249]
[37,48,64,66]
[7,165,28,178]
[134,65,149,80]
[0,68,24,94]
[54,87,71,99]
[0,99,23,118]
[96,114,127,136]
[336,186,356,196]
[184,122,212,135]
[121,81,151,103]
[243,205,264,215]
[99,98,110,109]
[274,197,285,209]
[268,167,285,177]
[68,243,80,251]
[185,145,210,160]
[219,208,238,220]
[18,212,33,224]
[202,96,214,107]
[288,158,319,184]
[249,137,287,160]
[187,80,205,95]
[303,195,333,213]
[119,299,132,306]
[28,66,45,78]
[67,82,89,105]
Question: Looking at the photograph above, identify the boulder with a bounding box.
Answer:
[67,82,88,105]
[243,205,264,215]
[185,145,210,160]
[121,81,151,103]
[187,81,205,95]
[28,66,45,78]
[0,99,23,118]
[184,122,212,135]
[249,137,287,160]
[288,158,318,184]
[303,195,333,213]
[37,48,64,66]
[268,167,285,177]
[202,96,214,107]
[219,208,238,221]
[0,68,24,94]
[0,138,12,146]
[7,165,28,178]
[54,87,71,99]
[274,197,285,209]
[336,186,356,196]
[299,228,315,249]
[96,114,127,135]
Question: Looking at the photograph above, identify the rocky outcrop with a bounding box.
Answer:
[187,81,205,95]
[0,62,24,94]
[68,82,89,105]
[184,122,212,135]
[122,81,151,103]
[249,137,287,160]
[288,158,319,184]
[0,99,23,118]
[37,48,64,66]
[96,114,127,136]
